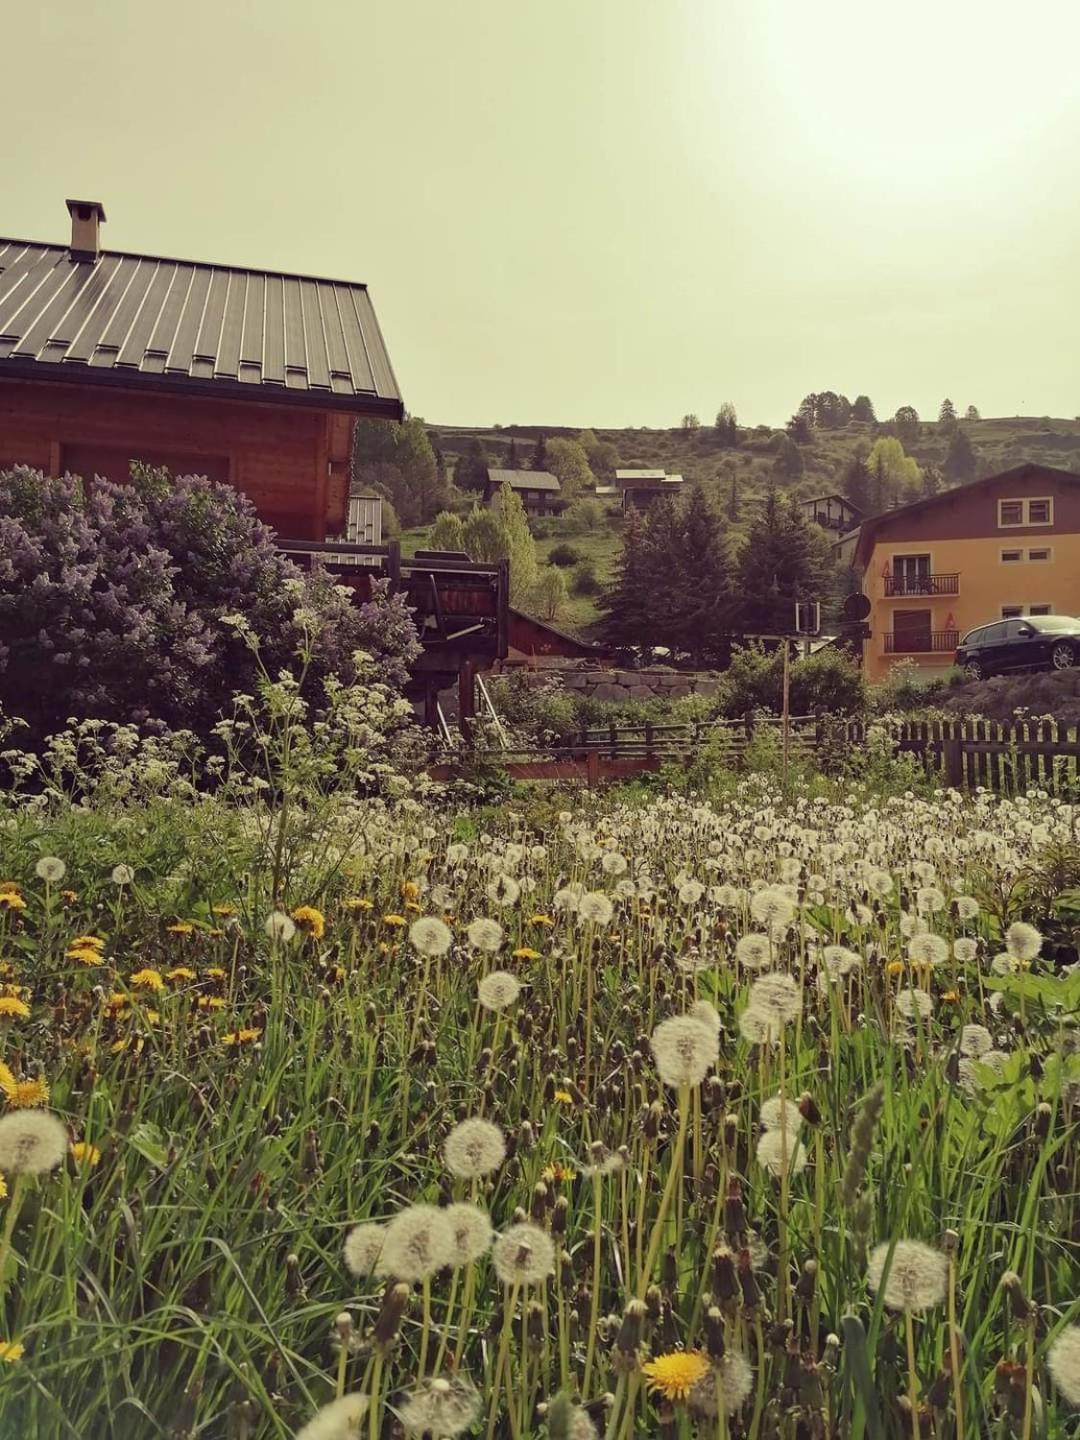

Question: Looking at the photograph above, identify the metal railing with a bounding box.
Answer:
[883,574,960,597]
[884,630,959,654]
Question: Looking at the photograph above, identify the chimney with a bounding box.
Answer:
[66,198,107,262]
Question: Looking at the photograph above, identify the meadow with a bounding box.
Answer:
[0,752,1079,1439]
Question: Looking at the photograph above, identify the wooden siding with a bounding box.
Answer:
[0,376,356,540]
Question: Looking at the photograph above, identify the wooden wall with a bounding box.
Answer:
[0,377,358,541]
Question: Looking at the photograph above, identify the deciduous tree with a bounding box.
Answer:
[542,438,594,503]
[893,405,921,445]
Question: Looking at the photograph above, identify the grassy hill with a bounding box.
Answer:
[416,415,1080,634]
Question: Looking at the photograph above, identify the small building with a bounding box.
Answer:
[504,609,606,663]
[483,467,561,515]
[853,463,1080,682]
[0,199,402,539]
[614,468,684,513]
[799,492,861,534]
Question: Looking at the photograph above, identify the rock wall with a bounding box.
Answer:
[511,667,722,703]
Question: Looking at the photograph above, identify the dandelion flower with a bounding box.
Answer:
[397,1375,481,1437]
[746,973,801,1025]
[466,918,504,953]
[953,937,978,964]
[1047,1324,1080,1406]
[738,1006,781,1046]
[866,1240,947,1312]
[70,1141,101,1167]
[756,1129,808,1178]
[0,1111,68,1175]
[34,857,66,883]
[265,911,296,942]
[954,895,980,920]
[130,969,164,992]
[678,880,705,906]
[907,934,948,967]
[0,894,25,913]
[959,1024,993,1057]
[477,971,521,1011]
[578,892,614,926]
[0,1065,49,1108]
[492,1222,556,1285]
[651,1014,719,1088]
[444,1117,506,1179]
[110,864,135,886]
[409,916,452,958]
[295,1393,370,1440]
[376,1205,454,1281]
[895,989,933,1020]
[487,873,521,907]
[445,1204,493,1265]
[343,1222,385,1276]
[688,999,721,1034]
[822,945,860,979]
[1005,922,1042,962]
[602,852,628,875]
[291,905,326,939]
[641,1350,711,1401]
[0,998,29,1020]
[750,889,795,929]
[0,1341,24,1363]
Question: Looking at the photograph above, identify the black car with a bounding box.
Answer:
[954,615,1080,680]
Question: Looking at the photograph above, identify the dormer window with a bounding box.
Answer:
[998,497,1053,527]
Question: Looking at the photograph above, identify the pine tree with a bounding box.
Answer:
[531,434,547,472]
[455,437,489,492]
[597,507,653,653]
[852,394,876,423]
[737,491,828,634]
[507,437,520,470]
[842,452,872,513]
[964,404,981,421]
[938,398,958,430]
[944,427,977,483]
[670,486,733,663]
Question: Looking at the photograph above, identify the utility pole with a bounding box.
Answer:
[781,637,791,782]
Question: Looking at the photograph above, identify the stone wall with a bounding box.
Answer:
[512,667,722,704]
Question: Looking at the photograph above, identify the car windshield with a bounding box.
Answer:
[1026,616,1078,632]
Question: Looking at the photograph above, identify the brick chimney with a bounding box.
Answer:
[66,199,107,262]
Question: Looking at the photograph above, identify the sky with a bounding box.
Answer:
[6,0,1080,430]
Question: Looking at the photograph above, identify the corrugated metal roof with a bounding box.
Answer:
[488,467,561,493]
[0,237,403,416]
[615,468,666,480]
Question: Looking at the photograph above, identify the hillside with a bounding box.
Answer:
[417,415,1080,634]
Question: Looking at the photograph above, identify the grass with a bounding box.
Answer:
[0,730,1079,1437]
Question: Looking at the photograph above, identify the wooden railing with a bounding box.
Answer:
[430,715,1080,793]
[884,630,959,654]
[883,574,960,597]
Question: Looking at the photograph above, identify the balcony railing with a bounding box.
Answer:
[884,573,960,597]
[884,630,959,655]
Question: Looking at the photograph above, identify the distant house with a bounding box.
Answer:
[853,463,1080,682]
[614,468,684,513]
[0,199,402,540]
[483,467,561,515]
[799,493,861,534]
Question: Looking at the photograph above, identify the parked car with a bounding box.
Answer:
[954,615,1080,679]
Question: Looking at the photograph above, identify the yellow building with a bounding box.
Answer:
[854,463,1080,683]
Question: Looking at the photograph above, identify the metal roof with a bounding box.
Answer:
[615,468,666,480]
[487,467,561,493]
[0,237,403,417]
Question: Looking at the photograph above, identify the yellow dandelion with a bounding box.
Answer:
[553,1089,574,1105]
[942,990,960,1003]
[129,969,164,992]
[197,996,227,1010]
[105,993,128,1011]
[886,960,905,977]
[344,897,374,912]
[0,1073,50,1109]
[0,998,29,1020]
[541,1162,576,1183]
[401,880,419,900]
[0,1341,24,1363]
[0,894,26,913]
[641,1350,711,1402]
[212,904,236,917]
[0,965,13,979]
[0,1174,7,1199]
[67,946,106,966]
[70,1142,101,1167]
[529,914,555,927]
[332,965,347,981]
[110,1036,144,1056]
[166,922,195,936]
[70,935,105,950]
[513,947,542,961]
[204,967,226,980]
[144,1010,161,1026]
[290,905,326,940]
[382,913,407,927]
[61,890,78,904]
[207,927,224,938]
[405,901,422,913]
[222,1028,261,1047]
[165,967,196,982]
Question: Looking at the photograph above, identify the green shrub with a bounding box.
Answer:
[547,542,583,567]
[571,560,603,596]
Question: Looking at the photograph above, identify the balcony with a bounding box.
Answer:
[884,630,959,655]
[883,573,960,597]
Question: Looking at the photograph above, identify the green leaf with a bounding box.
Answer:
[984,969,1080,1008]
[841,1313,881,1438]
[128,1122,169,1169]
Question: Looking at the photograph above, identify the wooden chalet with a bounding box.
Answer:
[799,492,862,535]
[0,200,509,730]
[483,466,561,515]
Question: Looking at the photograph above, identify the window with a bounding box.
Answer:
[1029,547,1051,561]
[1001,605,1023,618]
[998,497,1053,527]
[1029,604,1053,616]
[1000,549,1023,563]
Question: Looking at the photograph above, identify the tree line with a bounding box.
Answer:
[598,486,835,664]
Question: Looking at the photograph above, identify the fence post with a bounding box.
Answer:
[743,709,755,742]
[609,720,618,757]
[943,721,963,789]
[644,721,654,761]
[586,749,600,788]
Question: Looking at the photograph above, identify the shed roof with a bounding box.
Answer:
[487,467,561,493]
[615,468,667,481]
[0,236,402,416]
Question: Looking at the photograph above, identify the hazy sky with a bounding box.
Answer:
[6,1,1080,429]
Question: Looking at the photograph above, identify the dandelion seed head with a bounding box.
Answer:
[755,1129,808,1178]
[735,933,772,970]
[265,911,296,942]
[759,1096,802,1135]
[477,971,521,1011]
[960,1024,993,1057]
[1048,1324,1080,1405]
[34,857,66,883]
[866,1240,947,1312]
[466,918,504,953]
[578,891,614,926]
[295,1393,370,1440]
[445,1204,493,1266]
[0,1111,68,1175]
[749,888,795,929]
[491,1222,556,1285]
[895,988,934,1020]
[444,1118,506,1179]
[953,937,978,964]
[409,916,452,958]
[397,1376,482,1437]
[954,895,980,920]
[1006,922,1042,962]
[343,1222,385,1277]
[650,1014,719,1088]
[376,1204,454,1281]
[111,864,135,886]
[687,1352,755,1414]
[745,973,801,1025]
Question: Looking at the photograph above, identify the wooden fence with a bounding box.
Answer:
[429,714,1080,793]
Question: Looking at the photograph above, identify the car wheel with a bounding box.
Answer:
[964,660,984,681]
[1052,642,1076,670]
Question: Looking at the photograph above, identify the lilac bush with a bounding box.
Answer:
[0,466,421,748]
